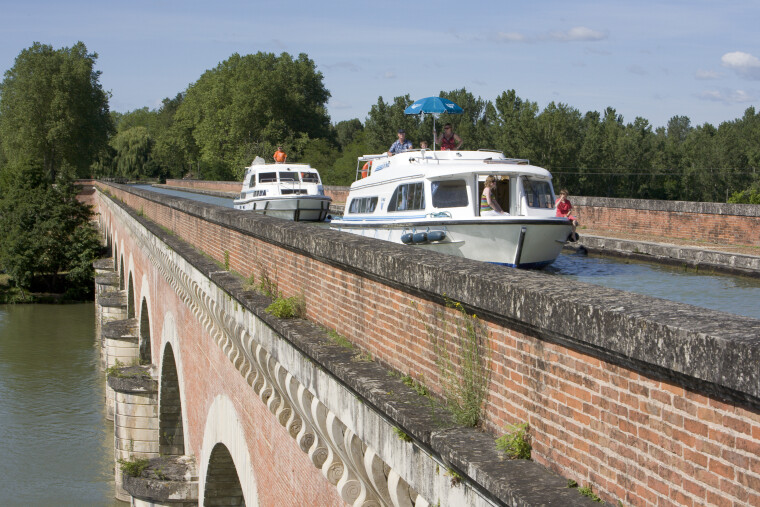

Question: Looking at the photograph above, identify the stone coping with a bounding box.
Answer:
[574,196,760,217]
[107,366,156,394]
[95,272,120,286]
[93,258,114,270]
[99,292,127,308]
[102,318,138,341]
[122,456,198,502]
[570,235,760,277]
[102,182,760,405]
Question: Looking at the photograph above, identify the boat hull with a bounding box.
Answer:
[330,219,572,268]
[233,196,332,222]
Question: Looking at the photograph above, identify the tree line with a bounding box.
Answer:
[1,42,759,294]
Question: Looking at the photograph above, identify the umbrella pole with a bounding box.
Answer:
[432,117,436,152]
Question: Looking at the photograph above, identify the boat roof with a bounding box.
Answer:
[243,162,317,174]
[354,149,552,186]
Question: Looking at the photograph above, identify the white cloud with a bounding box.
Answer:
[721,51,760,80]
[382,71,396,79]
[496,31,526,42]
[494,26,606,43]
[698,89,755,104]
[695,69,720,80]
[549,26,607,42]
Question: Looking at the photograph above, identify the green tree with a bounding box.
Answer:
[0,42,112,185]
[110,126,155,179]
[169,52,331,180]
[0,179,102,294]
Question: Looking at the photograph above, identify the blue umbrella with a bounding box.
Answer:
[404,96,464,150]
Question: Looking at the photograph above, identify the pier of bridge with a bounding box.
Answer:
[83,181,760,506]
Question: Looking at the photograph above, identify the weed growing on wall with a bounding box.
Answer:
[495,422,531,459]
[223,250,230,271]
[265,294,306,319]
[393,427,412,442]
[118,457,150,477]
[416,296,491,427]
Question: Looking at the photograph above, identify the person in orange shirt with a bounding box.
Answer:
[273,146,287,163]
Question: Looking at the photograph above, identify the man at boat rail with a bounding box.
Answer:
[388,129,413,155]
[273,146,287,163]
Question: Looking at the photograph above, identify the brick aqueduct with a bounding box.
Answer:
[83,181,760,506]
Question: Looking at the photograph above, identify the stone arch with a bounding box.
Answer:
[127,272,135,319]
[204,443,246,507]
[199,396,258,506]
[139,297,151,365]
[159,342,185,456]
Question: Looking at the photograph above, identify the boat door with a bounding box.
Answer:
[476,174,510,216]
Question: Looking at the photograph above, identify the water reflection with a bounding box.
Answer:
[546,252,760,319]
[0,304,125,506]
[132,184,234,208]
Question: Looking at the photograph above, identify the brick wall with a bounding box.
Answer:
[95,182,760,506]
[574,196,760,247]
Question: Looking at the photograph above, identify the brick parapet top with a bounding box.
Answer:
[100,182,760,404]
[573,195,760,217]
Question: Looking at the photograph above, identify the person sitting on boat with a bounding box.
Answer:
[435,123,463,151]
[388,129,413,155]
[480,175,507,216]
[556,189,579,241]
[274,146,287,163]
[420,140,429,149]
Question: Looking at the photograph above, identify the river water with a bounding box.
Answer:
[0,303,124,506]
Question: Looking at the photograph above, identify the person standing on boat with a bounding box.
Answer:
[480,175,507,215]
[274,146,287,163]
[555,189,579,241]
[435,123,463,151]
[388,129,412,155]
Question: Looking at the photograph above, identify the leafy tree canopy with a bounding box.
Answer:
[170,51,331,179]
[0,42,112,186]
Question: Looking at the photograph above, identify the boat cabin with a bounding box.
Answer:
[346,150,557,220]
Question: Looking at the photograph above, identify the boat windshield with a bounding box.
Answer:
[259,172,277,183]
[523,178,554,208]
[431,180,469,208]
[279,172,297,182]
[300,172,319,183]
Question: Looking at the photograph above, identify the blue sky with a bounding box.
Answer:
[1,0,758,130]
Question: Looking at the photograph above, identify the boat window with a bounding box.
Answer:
[348,197,378,214]
[248,175,256,188]
[388,182,425,212]
[523,178,554,208]
[279,172,297,182]
[300,172,319,183]
[431,180,468,208]
[259,172,277,183]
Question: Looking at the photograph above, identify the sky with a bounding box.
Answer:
[1,0,758,130]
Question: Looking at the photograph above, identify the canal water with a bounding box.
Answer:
[0,303,124,506]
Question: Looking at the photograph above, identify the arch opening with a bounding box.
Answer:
[139,298,151,365]
[118,255,125,290]
[127,273,135,319]
[159,344,185,456]
[204,443,246,507]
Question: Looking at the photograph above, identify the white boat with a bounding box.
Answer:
[233,157,332,221]
[329,149,573,268]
